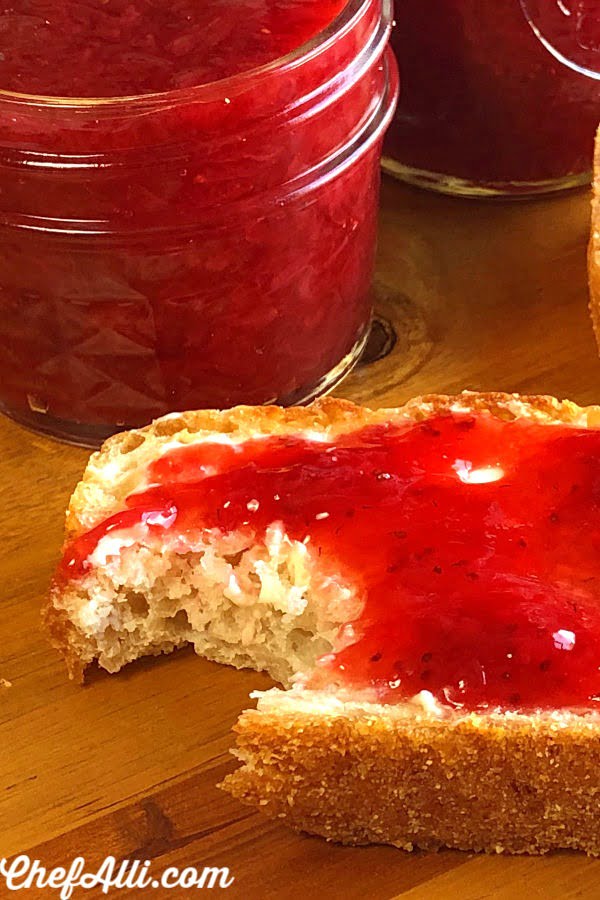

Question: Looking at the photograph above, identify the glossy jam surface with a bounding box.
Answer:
[0,0,396,441]
[0,0,346,97]
[59,412,600,711]
[386,0,600,188]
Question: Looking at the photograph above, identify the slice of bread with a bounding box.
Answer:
[46,391,600,855]
[590,124,600,348]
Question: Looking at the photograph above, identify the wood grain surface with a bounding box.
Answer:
[2,176,599,899]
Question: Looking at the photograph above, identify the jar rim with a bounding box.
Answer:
[0,0,369,108]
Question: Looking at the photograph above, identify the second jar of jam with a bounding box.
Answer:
[0,0,398,446]
[384,0,600,196]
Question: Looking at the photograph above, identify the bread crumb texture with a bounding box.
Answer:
[45,524,360,683]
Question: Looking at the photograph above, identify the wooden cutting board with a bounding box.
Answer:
[2,176,599,899]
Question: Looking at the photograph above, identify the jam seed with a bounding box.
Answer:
[415,546,434,560]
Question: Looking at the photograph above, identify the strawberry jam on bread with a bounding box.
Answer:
[46,392,600,854]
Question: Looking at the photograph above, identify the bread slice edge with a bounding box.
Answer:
[221,687,600,855]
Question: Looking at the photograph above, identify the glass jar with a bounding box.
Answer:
[383,0,600,197]
[0,0,398,446]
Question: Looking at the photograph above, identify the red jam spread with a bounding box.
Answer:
[0,0,347,97]
[58,411,600,712]
[0,0,396,443]
[385,0,600,189]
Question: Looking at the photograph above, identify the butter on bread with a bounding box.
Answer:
[44,392,600,856]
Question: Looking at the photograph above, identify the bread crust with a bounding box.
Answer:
[590,125,600,349]
[222,690,600,855]
[43,599,90,682]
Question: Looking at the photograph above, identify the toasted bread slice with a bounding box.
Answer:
[46,392,600,855]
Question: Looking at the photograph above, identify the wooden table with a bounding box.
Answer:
[2,177,599,899]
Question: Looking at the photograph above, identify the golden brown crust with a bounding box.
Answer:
[222,693,600,855]
[41,602,88,683]
[590,125,600,350]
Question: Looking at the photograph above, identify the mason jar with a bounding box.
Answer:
[383,0,600,196]
[0,0,398,445]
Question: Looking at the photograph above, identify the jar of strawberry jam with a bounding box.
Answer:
[384,0,600,196]
[0,0,398,446]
